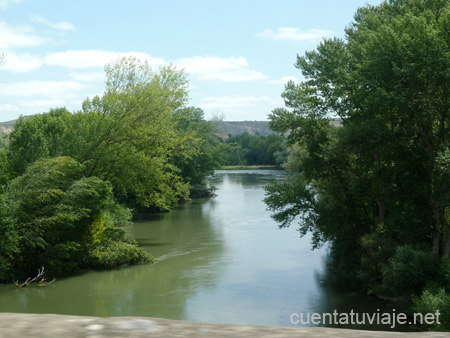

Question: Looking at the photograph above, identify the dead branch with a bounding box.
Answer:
[37,277,56,287]
[13,267,55,288]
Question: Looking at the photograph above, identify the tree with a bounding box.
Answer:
[7,57,203,211]
[79,57,198,210]
[0,156,152,280]
[265,0,450,291]
[222,133,286,166]
[171,106,225,197]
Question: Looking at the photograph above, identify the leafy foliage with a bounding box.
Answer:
[0,57,225,281]
[223,132,286,166]
[6,57,217,211]
[264,0,450,307]
[413,288,450,331]
[171,106,225,197]
[382,245,441,297]
[0,156,152,280]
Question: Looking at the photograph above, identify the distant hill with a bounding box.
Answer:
[0,119,15,134]
[215,121,274,136]
[214,119,342,137]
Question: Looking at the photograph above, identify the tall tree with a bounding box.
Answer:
[171,106,225,197]
[7,57,202,210]
[265,0,450,289]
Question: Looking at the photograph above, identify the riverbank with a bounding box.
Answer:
[221,165,278,170]
[0,313,448,338]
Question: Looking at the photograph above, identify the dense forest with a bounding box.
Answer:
[222,132,287,166]
[0,57,226,282]
[264,0,450,330]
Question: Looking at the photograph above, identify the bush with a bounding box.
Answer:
[0,157,157,281]
[382,245,440,297]
[41,241,84,276]
[89,241,154,269]
[413,288,450,331]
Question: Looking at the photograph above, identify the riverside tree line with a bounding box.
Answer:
[264,0,450,330]
[0,57,228,282]
[0,57,287,284]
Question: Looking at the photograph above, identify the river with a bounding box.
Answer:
[0,170,396,330]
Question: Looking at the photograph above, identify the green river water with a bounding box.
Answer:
[0,170,399,330]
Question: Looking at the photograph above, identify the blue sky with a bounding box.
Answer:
[0,0,382,122]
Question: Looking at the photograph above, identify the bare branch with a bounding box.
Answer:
[13,267,55,288]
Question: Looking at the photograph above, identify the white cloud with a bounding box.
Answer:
[0,52,42,72]
[44,51,265,83]
[199,95,278,111]
[267,76,300,85]
[0,81,88,98]
[0,21,49,48]
[69,71,105,82]
[44,50,166,69]
[175,56,266,82]
[177,56,248,73]
[0,103,19,111]
[19,98,68,109]
[30,14,75,31]
[0,81,93,115]
[0,0,21,10]
[256,27,333,42]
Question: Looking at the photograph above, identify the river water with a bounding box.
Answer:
[0,170,395,329]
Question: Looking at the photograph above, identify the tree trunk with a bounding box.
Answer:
[442,217,450,258]
[377,199,386,225]
[433,206,441,256]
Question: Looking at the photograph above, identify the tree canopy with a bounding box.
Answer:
[264,0,450,329]
[6,57,215,211]
[0,56,223,281]
[222,132,286,166]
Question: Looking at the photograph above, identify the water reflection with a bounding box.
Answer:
[0,196,226,319]
[0,170,398,330]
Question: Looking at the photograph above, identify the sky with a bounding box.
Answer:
[0,0,382,123]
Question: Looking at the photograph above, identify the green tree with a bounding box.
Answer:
[223,133,286,166]
[171,106,225,197]
[0,156,152,280]
[7,57,202,211]
[265,0,450,292]
[0,133,7,188]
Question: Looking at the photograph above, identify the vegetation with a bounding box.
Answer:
[264,0,450,330]
[171,106,225,197]
[222,133,287,166]
[0,57,224,282]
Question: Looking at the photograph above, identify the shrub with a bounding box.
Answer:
[41,241,84,276]
[382,245,440,297]
[89,241,154,269]
[413,288,450,331]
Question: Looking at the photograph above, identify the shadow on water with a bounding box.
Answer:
[0,197,226,320]
[307,254,411,331]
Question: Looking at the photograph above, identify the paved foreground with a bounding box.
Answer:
[0,313,449,337]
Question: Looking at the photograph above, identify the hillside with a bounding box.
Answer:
[214,121,274,136]
[0,119,15,134]
[214,119,342,137]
